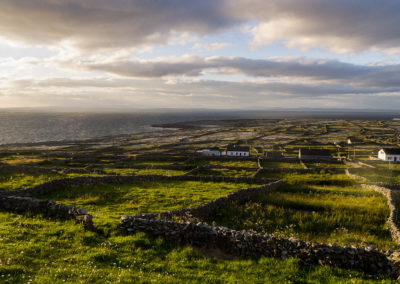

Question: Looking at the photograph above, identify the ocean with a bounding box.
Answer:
[1,109,399,145]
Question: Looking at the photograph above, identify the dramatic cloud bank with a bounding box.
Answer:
[0,0,238,50]
[0,0,400,109]
[76,56,400,88]
[234,0,400,54]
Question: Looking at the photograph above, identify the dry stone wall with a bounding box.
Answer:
[0,163,59,175]
[0,195,93,229]
[345,170,400,246]
[119,218,400,277]
[361,184,400,245]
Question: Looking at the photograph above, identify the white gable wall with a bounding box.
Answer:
[378,149,386,160]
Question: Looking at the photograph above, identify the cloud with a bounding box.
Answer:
[73,55,400,89]
[0,0,239,50]
[192,42,231,51]
[1,0,400,55]
[3,77,400,101]
[233,0,400,54]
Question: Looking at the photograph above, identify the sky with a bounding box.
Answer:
[1,0,400,110]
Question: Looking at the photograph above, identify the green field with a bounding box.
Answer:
[1,211,392,283]
[350,168,400,184]
[102,168,188,176]
[39,181,256,225]
[211,184,396,250]
[260,161,303,169]
[196,168,256,177]
[256,170,353,186]
[208,160,259,168]
[0,173,65,191]
[304,162,348,168]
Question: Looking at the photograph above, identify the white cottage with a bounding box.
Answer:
[226,145,250,157]
[378,148,400,162]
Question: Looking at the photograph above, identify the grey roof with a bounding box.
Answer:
[299,148,332,156]
[226,145,250,152]
[381,148,400,155]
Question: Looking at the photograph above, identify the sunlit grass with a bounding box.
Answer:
[39,181,256,225]
[102,167,187,176]
[260,161,303,169]
[208,160,258,168]
[304,162,348,168]
[0,173,65,191]
[211,184,396,250]
[0,212,393,283]
[196,168,255,177]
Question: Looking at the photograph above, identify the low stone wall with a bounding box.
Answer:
[61,168,103,175]
[256,167,346,175]
[344,160,362,168]
[200,165,258,171]
[0,175,270,198]
[109,163,192,171]
[261,157,300,162]
[119,218,399,277]
[133,155,188,162]
[0,195,93,229]
[345,169,368,182]
[0,164,59,175]
[361,184,400,245]
[192,156,259,162]
[358,161,376,168]
[257,158,262,169]
[128,180,283,222]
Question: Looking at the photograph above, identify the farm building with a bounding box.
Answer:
[265,150,283,158]
[378,148,400,162]
[347,137,363,145]
[196,148,221,156]
[226,145,250,157]
[299,148,332,160]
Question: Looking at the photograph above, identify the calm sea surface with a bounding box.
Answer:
[1,110,399,145]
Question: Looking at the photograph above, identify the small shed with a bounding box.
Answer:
[378,148,400,162]
[299,148,332,160]
[197,148,221,157]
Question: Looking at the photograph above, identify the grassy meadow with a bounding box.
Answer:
[0,173,66,191]
[195,168,256,177]
[1,212,394,283]
[39,181,257,225]
[211,184,396,250]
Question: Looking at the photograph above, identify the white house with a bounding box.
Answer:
[226,145,250,157]
[197,149,221,156]
[378,148,400,162]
